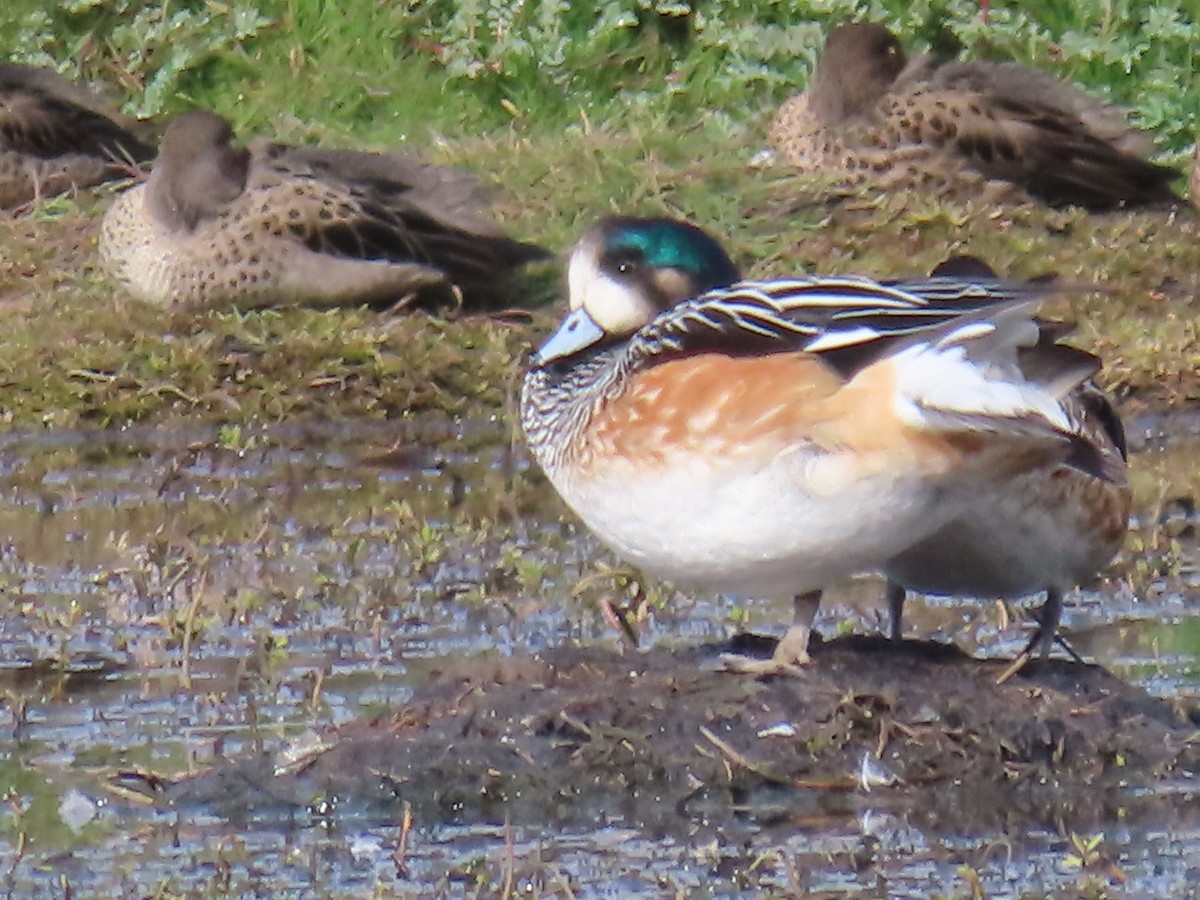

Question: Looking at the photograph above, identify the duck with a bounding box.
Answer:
[99,109,550,309]
[0,62,153,208]
[521,216,1114,674]
[769,23,1180,210]
[882,256,1130,673]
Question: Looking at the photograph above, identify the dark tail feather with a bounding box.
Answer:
[929,255,997,279]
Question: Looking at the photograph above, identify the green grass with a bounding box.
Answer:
[7,1,1197,154]
[0,1,1197,430]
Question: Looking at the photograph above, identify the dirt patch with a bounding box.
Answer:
[111,636,1200,831]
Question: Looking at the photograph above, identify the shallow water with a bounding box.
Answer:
[0,417,1197,896]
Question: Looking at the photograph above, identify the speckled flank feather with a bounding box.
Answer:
[0,63,153,208]
[883,265,1130,658]
[770,23,1179,210]
[100,109,548,309]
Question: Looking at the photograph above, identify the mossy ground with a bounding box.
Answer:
[110,639,1200,897]
[0,130,1197,432]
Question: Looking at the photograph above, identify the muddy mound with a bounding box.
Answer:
[112,637,1200,831]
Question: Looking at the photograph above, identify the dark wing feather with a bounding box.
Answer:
[1070,382,1128,465]
[925,59,1155,157]
[886,83,1179,209]
[253,141,498,234]
[982,94,1180,209]
[0,67,153,163]
[300,187,549,283]
[891,54,1180,209]
[253,143,550,286]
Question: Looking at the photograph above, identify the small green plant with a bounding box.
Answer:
[728,604,750,630]
[404,523,448,574]
[1064,832,1105,869]
[216,423,255,454]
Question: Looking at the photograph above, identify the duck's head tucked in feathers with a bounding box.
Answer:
[101,108,550,309]
[146,110,250,231]
[808,23,907,122]
[773,22,1180,210]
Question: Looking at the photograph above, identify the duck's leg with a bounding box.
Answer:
[1029,586,1063,660]
[721,590,820,676]
[773,590,822,665]
[885,580,907,643]
[996,586,1064,684]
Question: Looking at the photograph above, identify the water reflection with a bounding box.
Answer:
[0,418,1196,894]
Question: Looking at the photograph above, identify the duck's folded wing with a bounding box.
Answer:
[921,59,1156,158]
[249,140,500,233]
[0,69,152,162]
[629,274,1044,372]
[878,82,1178,208]
[629,274,1111,475]
[245,146,549,283]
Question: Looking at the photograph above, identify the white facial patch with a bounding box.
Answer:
[566,240,600,312]
[567,237,656,336]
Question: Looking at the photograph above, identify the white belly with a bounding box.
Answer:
[551,448,961,599]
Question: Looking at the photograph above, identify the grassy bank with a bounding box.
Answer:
[0,1,1197,430]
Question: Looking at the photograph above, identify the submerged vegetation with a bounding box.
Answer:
[0,0,1197,430]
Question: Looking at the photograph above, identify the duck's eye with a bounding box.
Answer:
[603,247,644,278]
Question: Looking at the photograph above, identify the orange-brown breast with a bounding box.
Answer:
[573,353,841,471]
[570,352,997,480]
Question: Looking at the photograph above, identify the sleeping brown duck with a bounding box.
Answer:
[770,24,1179,210]
[100,110,549,309]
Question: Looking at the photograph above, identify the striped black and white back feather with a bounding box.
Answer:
[628,274,1050,377]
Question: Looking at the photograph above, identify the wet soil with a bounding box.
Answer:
[114,636,1200,834]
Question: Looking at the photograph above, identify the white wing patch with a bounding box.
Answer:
[893,343,1071,433]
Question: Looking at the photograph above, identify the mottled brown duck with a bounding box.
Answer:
[100,110,549,309]
[882,257,1130,672]
[769,23,1179,210]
